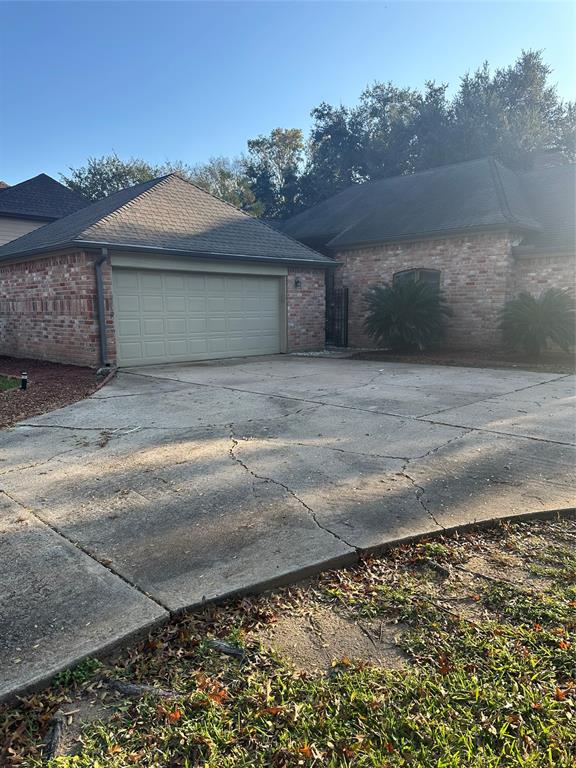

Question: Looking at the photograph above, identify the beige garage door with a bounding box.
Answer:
[112,268,283,366]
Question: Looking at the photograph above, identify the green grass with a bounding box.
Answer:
[3,520,575,767]
[0,374,18,391]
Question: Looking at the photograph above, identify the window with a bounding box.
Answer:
[393,269,441,291]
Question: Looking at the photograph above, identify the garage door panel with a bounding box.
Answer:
[166,318,187,334]
[165,296,187,312]
[141,273,164,290]
[113,268,283,366]
[188,317,208,333]
[141,296,165,313]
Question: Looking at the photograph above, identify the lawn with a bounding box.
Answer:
[2,517,575,767]
[0,374,18,392]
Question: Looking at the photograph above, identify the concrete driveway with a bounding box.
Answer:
[1,356,575,700]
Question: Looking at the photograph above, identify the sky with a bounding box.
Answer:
[0,1,574,185]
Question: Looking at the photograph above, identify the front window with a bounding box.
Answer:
[393,268,441,291]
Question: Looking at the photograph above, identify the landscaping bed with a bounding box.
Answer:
[0,357,102,429]
[351,347,576,375]
[2,515,574,766]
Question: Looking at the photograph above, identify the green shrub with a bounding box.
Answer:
[363,281,452,351]
[499,288,575,357]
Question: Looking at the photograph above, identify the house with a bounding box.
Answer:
[282,156,575,349]
[0,174,88,246]
[0,174,333,367]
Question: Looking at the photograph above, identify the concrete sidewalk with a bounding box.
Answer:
[1,356,574,701]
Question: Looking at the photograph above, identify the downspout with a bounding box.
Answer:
[94,248,109,367]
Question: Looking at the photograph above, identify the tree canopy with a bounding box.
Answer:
[62,51,574,219]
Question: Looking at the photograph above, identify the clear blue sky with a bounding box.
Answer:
[0,1,574,185]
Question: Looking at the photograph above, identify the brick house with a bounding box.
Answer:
[0,174,333,367]
[282,157,575,349]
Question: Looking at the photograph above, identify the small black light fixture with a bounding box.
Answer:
[294,277,302,289]
[20,371,28,391]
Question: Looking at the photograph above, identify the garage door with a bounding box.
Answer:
[112,269,283,366]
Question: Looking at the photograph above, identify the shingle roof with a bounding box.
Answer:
[514,164,575,254]
[0,174,333,266]
[0,174,89,221]
[281,158,542,250]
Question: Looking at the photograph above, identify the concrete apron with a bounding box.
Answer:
[1,356,574,702]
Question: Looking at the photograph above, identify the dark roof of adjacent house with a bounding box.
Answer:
[281,158,550,250]
[514,164,575,254]
[0,174,333,266]
[0,174,89,221]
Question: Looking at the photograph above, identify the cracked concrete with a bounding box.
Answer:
[1,355,574,701]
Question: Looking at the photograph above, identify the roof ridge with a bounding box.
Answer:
[78,175,173,237]
[488,156,530,228]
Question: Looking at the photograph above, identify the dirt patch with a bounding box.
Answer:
[351,347,575,374]
[0,357,101,428]
[254,603,406,672]
[51,693,114,757]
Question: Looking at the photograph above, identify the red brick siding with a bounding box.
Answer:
[286,267,326,351]
[334,233,515,349]
[512,253,575,295]
[0,250,115,367]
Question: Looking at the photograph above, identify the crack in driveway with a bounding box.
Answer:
[400,461,445,530]
[0,489,171,613]
[228,426,357,551]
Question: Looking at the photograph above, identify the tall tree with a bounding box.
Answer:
[244,128,305,218]
[61,153,258,211]
[61,154,160,200]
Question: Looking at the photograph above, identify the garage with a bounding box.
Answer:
[0,172,331,367]
[112,267,285,366]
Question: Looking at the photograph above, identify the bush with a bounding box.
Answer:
[363,281,452,351]
[499,288,575,357]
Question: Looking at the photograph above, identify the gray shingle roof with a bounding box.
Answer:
[281,158,542,250]
[515,164,575,254]
[0,174,333,266]
[0,174,89,220]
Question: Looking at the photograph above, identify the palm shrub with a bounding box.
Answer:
[499,288,575,357]
[363,281,452,351]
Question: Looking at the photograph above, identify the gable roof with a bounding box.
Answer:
[0,174,89,221]
[281,158,542,250]
[0,174,333,266]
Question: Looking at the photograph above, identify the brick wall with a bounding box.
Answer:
[334,232,515,349]
[512,253,575,295]
[286,267,326,351]
[0,250,115,367]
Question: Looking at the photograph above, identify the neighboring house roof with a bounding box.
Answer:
[281,158,544,250]
[514,164,575,254]
[0,174,333,266]
[0,174,89,221]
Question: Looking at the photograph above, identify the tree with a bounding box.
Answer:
[61,153,259,212]
[60,154,160,200]
[187,156,261,214]
[243,128,305,218]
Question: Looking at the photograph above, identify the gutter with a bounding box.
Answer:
[0,241,337,268]
[95,248,109,367]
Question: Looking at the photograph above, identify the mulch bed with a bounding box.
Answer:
[0,357,101,429]
[351,347,576,375]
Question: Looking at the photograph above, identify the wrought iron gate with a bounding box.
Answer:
[325,287,349,347]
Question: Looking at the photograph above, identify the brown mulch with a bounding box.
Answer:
[351,347,576,375]
[0,357,101,429]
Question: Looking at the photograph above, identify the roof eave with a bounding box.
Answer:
[0,239,337,268]
[77,241,337,268]
[327,222,539,251]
